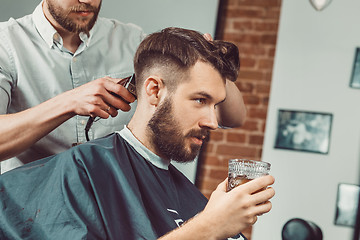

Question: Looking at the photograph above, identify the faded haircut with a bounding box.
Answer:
[133,27,240,97]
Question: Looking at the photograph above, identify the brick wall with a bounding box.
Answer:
[196,0,282,239]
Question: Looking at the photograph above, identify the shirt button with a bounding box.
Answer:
[73,57,77,62]
[81,120,86,125]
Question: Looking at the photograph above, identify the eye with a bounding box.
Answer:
[194,98,206,105]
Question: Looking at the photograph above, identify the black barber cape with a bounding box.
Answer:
[0,130,245,240]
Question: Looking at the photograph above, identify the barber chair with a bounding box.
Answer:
[282,218,323,240]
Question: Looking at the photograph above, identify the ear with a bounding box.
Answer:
[144,76,166,106]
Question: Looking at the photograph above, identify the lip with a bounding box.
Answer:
[191,137,203,146]
[73,11,94,17]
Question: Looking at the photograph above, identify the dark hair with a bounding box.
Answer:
[133,27,240,95]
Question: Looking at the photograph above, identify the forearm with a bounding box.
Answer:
[0,93,75,161]
[216,81,246,128]
[159,212,220,240]
[0,76,136,161]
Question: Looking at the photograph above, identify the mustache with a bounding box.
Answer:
[186,129,211,142]
[69,4,98,12]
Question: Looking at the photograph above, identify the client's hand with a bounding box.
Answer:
[201,175,275,239]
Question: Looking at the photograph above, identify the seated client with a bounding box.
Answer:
[0,27,275,240]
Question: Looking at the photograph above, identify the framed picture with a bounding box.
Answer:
[274,109,333,154]
[350,48,360,89]
[334,183,360,227]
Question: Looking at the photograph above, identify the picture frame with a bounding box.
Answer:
[274,109,333,154]
[334,183,360,228]
[350,47,360,89]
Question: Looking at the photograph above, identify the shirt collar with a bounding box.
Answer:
[32,2,57,48]
[118,126,171,170]
[32,1,95,49]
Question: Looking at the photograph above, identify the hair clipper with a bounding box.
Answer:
[84,74,136,141]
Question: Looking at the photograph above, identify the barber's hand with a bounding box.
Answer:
[201,175,275,239]
[65,76,136,119]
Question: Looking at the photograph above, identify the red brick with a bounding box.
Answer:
[238,45,267,56]
[264,71,274,82]
[265,8,282,19]
[262,96,269,105]
[261,34,278,44]
[226,8,265,19]
[240,58,256,68]
[209,168,228,179]
[203,156,220,166]
[217,145,257,158]
[243,95,260,105]
[199,179,222,192]
[244,34,262,44]
[204,142,214,153]
[227,0,240,7]
[198,165,210,177]
[254,22,279,32]
[222,32,242,42]
[261,121,267,132]
[248,107,268,119]
[259,59,274,69]
[257,148,263,158]
[238,0,281,7]
[268,46,277,57]
[239,70,264,80]
[233,20,253,31]
[249,134,264,145]
[256,83,271,93]
[209,131,224,141]
[241,119,259,131]
[223,33,262,45]
[227,132,246,143]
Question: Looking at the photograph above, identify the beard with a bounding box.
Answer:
[47,0,101,34]
[147,97,210,163]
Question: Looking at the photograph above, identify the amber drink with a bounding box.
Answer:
[227,159,271,192]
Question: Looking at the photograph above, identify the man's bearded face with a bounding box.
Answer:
[147,97,210,163]
[47,0,101,34]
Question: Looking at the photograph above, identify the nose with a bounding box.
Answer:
[199,109,218,130]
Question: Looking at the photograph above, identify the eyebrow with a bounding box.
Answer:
[194,91,226,106]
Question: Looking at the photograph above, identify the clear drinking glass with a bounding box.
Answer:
[227,159,271,192]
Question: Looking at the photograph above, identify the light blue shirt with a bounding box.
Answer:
[0,3,145,173]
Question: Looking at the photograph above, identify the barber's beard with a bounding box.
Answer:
[147,98,210,163]
[47,0,101,35]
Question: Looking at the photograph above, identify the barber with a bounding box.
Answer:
[0,0,246,173]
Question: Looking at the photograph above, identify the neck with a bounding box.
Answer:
[127,106,155,155]
[127,119,150,150]
[58,30,82,53]
[42,2,81,53]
